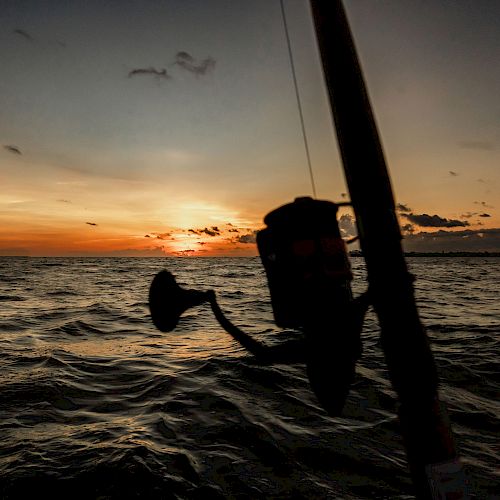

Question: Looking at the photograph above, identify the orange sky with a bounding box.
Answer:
[1,1,499,256]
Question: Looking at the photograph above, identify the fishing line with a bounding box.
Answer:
[280,0,317,198]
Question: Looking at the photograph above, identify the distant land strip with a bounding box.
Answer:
[349,251,500,257]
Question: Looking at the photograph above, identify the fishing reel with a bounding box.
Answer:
[149,197,369,416]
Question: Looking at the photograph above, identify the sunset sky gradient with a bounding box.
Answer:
[1,0,499,256]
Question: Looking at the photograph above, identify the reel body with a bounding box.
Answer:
[257,196,353,329]
[257,197,364,415]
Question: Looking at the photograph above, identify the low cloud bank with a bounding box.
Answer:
[403,228,500,253]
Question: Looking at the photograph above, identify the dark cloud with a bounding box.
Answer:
[340,193,347,199]
[396,203,412,213]
[57,199,71,203]
[13,29,34,42]
[4,145,22,155]
[403,228,500,253]
[175,249,197,256]
[200,227,219,237]
[151,232,171,240]
[449,171,458,176]
[402,213,469,228]
[128,67,170,79]
[458,140,494,151]
[189,227,221,237]
[479,213,491,218]
[144,235,151,238]
[228,228,239,233]
[338,214,357,237]
[174,51,216,76]
[85,222,98,226]
[236,230,258,244]
[401,223,415,234]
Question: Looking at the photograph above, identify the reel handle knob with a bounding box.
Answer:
[149,270,210,332]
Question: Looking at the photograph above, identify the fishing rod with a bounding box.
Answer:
[148,1,469,498]
[309,0,468,498]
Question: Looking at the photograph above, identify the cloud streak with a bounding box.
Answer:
[128,67,170,80]
[13,29,34,42]
[3,145,22,155]
[188,226,221,237]
[150,232,171,240]
[474,201,494,209]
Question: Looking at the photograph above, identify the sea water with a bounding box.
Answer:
[0,257,498,499]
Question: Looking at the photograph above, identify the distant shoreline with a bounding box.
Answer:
[350,251,500,257]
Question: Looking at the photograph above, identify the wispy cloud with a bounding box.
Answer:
[3,145,22,155]
[402,213,469,228]
[474,201,494,209]
[56,199,71,204]
[174,51,216,76]
[461,212,477,219]
[13,29,34,42]
[151,232,171,240]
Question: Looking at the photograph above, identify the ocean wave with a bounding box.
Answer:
[0,257,498,498]
[0,295,26,302]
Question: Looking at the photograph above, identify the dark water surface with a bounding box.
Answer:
[0,257,498,499]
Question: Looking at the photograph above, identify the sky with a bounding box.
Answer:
[1,0,499,256]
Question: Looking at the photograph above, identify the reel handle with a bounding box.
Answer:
[148,271,268,359]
